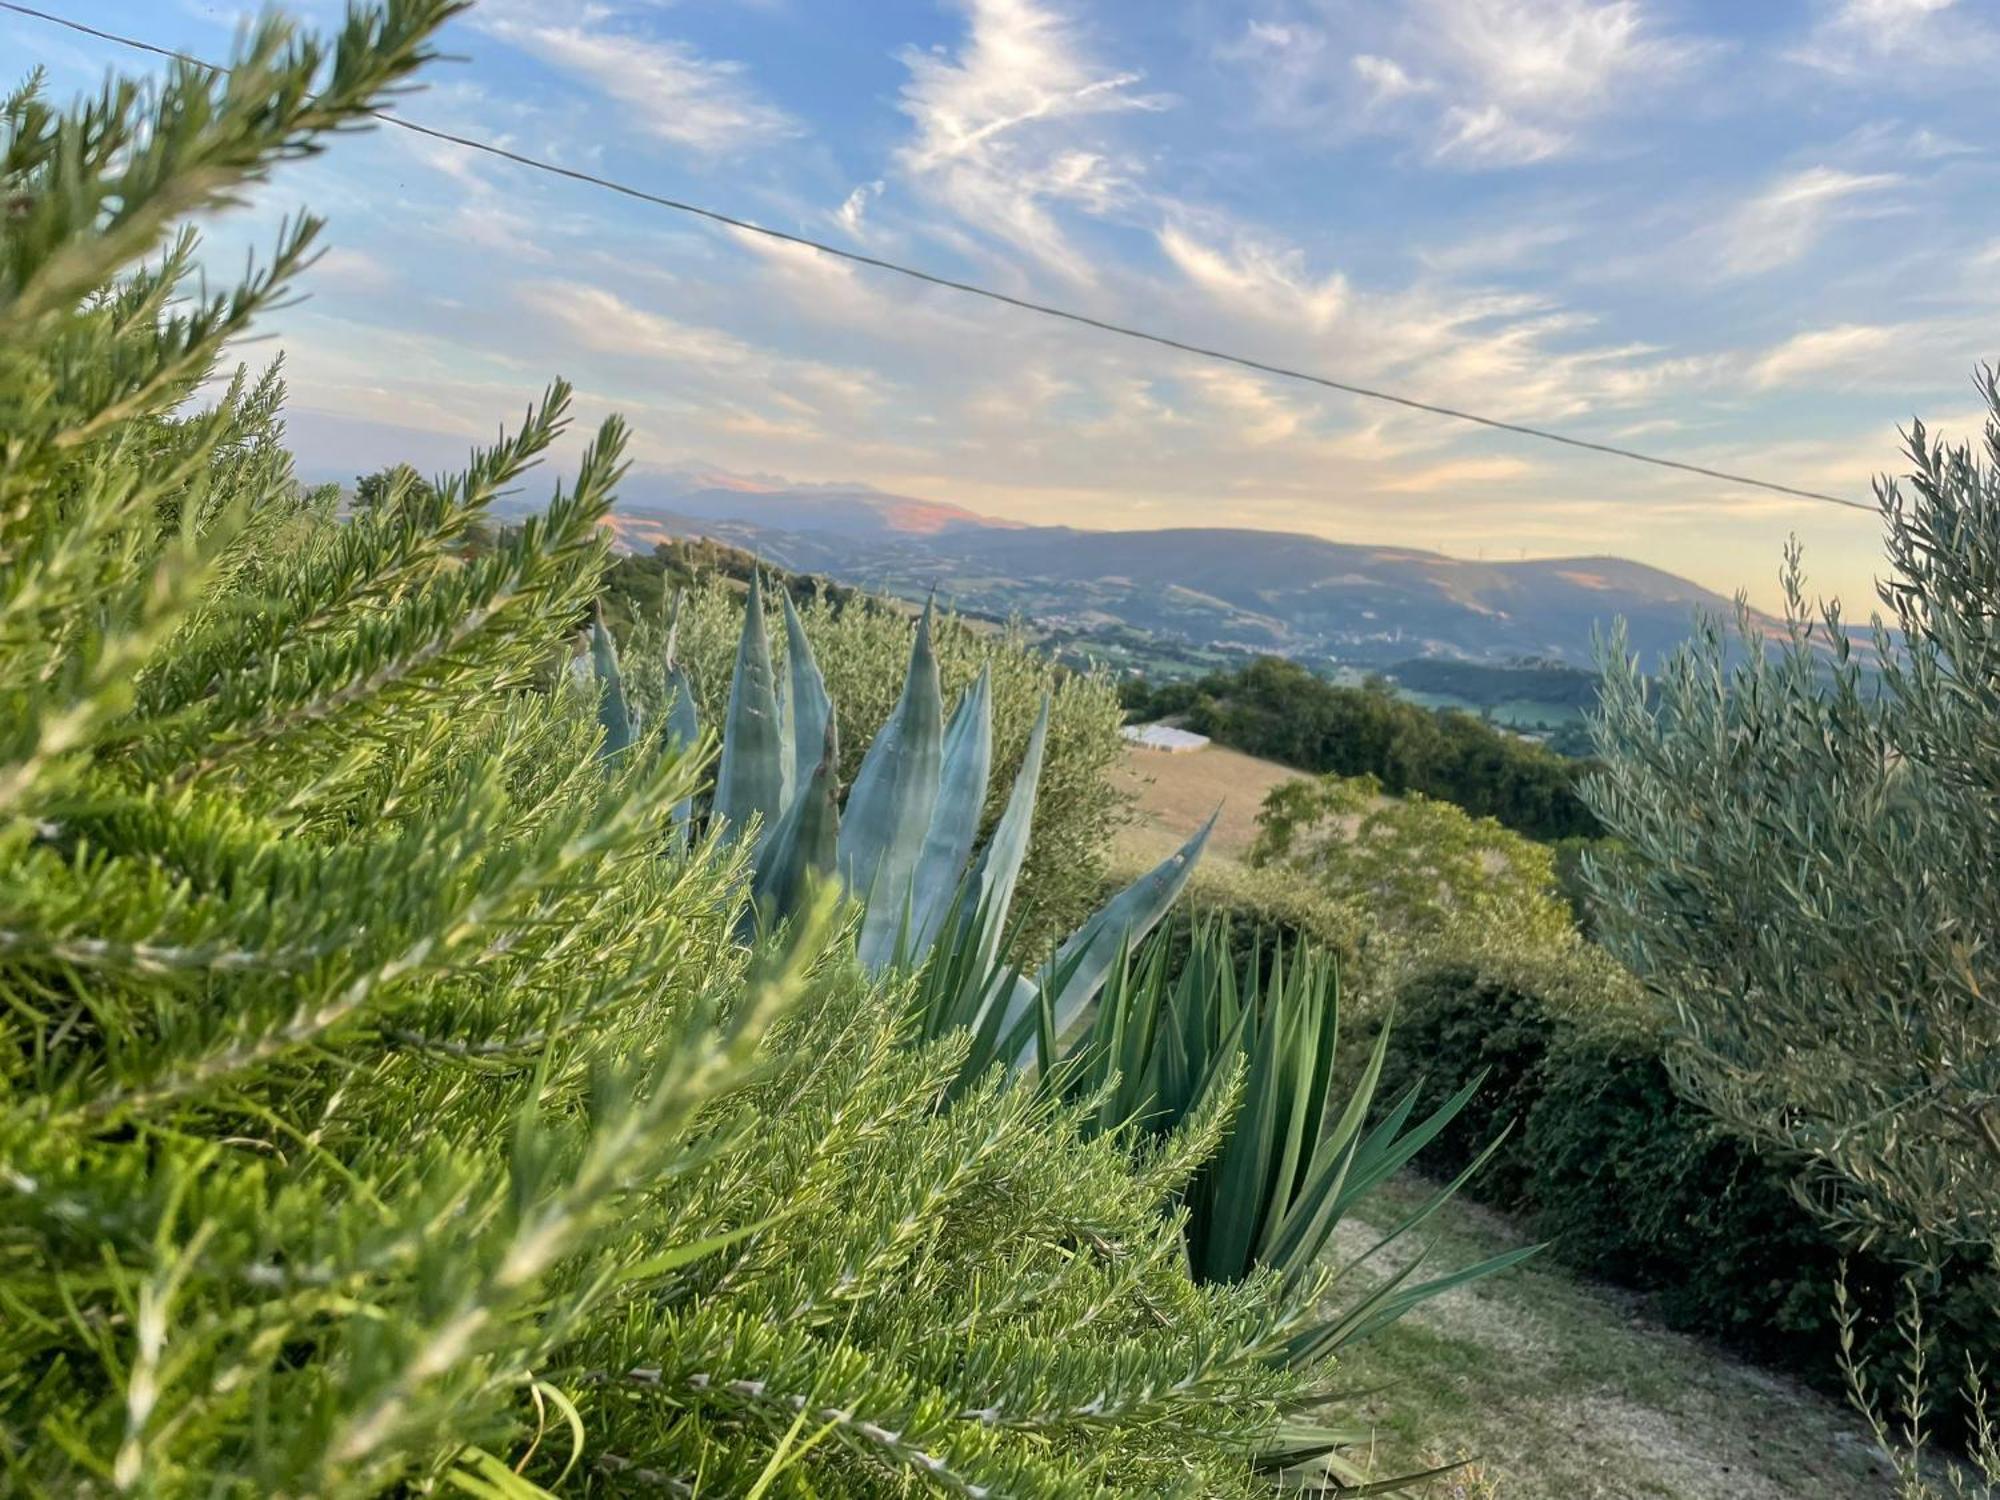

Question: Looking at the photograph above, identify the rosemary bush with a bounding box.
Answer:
[0,12,1327,1493]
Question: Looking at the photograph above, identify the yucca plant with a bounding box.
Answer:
[591,577,1211,1060]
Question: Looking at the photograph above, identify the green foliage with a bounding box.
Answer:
[1375,955,2000,1443]
[1250,773,1577,983]
[596,585,1204,1060]
[623,578,1128,953]
[1125,657,1600,842]
[0,20,1341,1494]
[1065,927,1531,1365]
[1588,375,2000,1262]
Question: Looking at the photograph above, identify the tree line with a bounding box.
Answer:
[1122,655,1602,843]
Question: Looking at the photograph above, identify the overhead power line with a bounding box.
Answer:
[6,0,1878,516]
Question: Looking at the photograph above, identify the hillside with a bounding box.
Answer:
[543,465,1798,671]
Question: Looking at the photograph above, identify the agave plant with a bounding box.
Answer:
[591,573,1209,1054]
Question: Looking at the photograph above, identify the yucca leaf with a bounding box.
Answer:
[841,598,942,972]
[909,665,992,959]
[780,588,831,800]
[589,600,634,760]
[715,571,785,846]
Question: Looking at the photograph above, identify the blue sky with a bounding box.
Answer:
[14,0,2000,607]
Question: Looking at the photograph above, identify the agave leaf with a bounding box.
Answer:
[840,599,943,972]
[909,666,992,959]
[780,589,831,800]
[662,590,700,840]
[750,708,840,928]
[1029,809,1214,1053]
[715,572,786,846]
[946,695,1049,982]
[589,601,634,760]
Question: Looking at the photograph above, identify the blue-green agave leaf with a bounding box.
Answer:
[950,694,1049,982]
[1030,809,1214,1053]
[750,708,840,927]
[841,599,943,971]
[909,665,993,959]
[662,590,700,839]
[715,572,786,845]
[589,601,634,760]
[780,588,831,799]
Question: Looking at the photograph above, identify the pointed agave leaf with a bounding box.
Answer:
[589,601,634,760]
[662,590,700,840]
[780,589,831,799]
[840,600,943,972]
[1031,809,1214,1049]
[948,694,1049,982]
[715,572,785,846]
[750,709,840,927]
[909,666,992,959]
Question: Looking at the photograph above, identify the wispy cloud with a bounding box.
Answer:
[1750,323,1901,388]
[479,13,797,154]
[1716,166,1903,275]
[1231,0,1707,168]
[1791,0,1999,77]
[893,0,1164,279]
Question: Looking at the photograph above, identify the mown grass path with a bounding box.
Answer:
[1329,1175,1900,1498]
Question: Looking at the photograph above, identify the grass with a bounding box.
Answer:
[1111,741,1305,866]
[1328,1175,1901,1499]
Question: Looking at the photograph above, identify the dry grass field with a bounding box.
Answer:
[1111,741,1306,869]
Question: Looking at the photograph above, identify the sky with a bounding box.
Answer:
[12,0,2000,609]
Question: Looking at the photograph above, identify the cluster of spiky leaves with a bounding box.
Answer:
[0,11,1326,1495]
[1064,927,1532,1446]
[644,579,1129,955]
[590,582,1213,1083]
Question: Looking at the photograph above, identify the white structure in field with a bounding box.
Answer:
[1121,723,1210,753]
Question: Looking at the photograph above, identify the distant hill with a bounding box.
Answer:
[496,463,1798,670]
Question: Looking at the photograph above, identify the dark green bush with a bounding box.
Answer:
[1381,957,2000,1436]
[1123,657,1601,842]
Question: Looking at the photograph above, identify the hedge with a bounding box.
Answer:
[1379,957,2000,1440]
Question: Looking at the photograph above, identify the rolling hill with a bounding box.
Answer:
[511,464,1799,670]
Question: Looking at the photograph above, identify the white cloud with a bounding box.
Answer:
[481,16,797,154]
[1352,54,1432,104]
[308,247,395,292]
[514,280,891,421]
[835,181,884,238]
[1236,0,1707,168]
[1378,455,1535,492]
[1434,104,1568,166]
[1792,0,1998,75]
[1750,324,1901,388]
[894,0,1164,279]
[1717,166,1902,275]
[1157,226,1349,331]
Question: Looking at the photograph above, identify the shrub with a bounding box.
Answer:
[1250,773,1578,991]
[1587,392,2000,1260]
[1124,657,1601,842]
[627,578,1127,953]
[0,20,1329,1493]
[1377,956,2000,1431]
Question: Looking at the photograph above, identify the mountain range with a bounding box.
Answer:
[514,464,1781,670]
